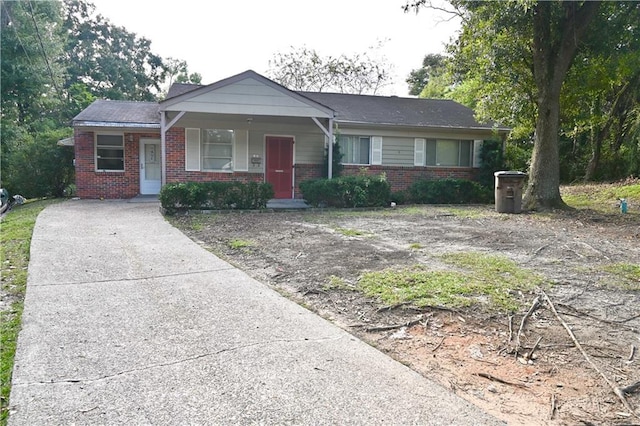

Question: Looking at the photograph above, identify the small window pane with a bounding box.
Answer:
[459,140,472,166]
[203,144,232,157]
[97,135,123,147]
[436,140,459,166]
[203,129,233,144]
[203,158,232,170]
[426,140,437,166]
[97,158,124,170]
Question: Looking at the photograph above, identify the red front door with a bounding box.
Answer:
[265,136,294,199]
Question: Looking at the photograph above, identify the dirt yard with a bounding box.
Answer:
[172,204,640,425]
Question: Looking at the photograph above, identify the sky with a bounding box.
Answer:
[89,0,461,96]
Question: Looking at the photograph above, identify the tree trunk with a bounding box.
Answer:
[523,87,566,210]
[523,1,600,210]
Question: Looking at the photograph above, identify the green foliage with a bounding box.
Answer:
[478,139,506,189]
[407,53,447,96]
[159,181,274,214]
[323,139,343,178]
[3,129,75,198]
[1,199,61,424]
[408,178,491,204]
[300,174,391,208]
[602,263,640,290]
[61,0,165,102]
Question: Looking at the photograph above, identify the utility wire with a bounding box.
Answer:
[26,0,62,98]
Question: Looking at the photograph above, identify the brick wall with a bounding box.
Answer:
[75,130,161,199]
[294,163,324,198]
[341,165,478,193]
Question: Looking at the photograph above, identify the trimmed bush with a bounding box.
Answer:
[160,181,274,214]
[408,178,491,204]
[300,174,391,208]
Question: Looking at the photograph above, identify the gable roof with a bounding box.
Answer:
[72,71,508,133]
[73,100,159,128]
[159,70,334,118]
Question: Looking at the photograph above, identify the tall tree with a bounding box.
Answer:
[406,53,446,96]
[407,1,604,209]
[268,46,392,94]
[61,0,165,103]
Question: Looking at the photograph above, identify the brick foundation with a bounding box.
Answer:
[341,165,478,193]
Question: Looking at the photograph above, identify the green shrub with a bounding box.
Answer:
[300,174,391,208]
[159,181,274,214]
[408,178,491,204]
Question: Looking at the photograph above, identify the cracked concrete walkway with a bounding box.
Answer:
[9,200,503,425]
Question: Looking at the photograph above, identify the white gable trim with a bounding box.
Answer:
[160,70,334,119]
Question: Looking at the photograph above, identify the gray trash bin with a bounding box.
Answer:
[494,171,527,213]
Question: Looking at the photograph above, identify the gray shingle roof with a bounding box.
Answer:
[299,92,503,130]
[74,79,507,132]
[73,100,160,127]
[166,83,204,99]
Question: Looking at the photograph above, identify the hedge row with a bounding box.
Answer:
[300,175,391,208]
[159,181,274,214]
[402,178,492,204]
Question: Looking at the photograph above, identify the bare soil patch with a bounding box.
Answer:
[172,205,640,425]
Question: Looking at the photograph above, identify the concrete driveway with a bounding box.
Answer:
[9,200,503,425]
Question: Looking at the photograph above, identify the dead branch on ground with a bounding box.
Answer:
[515,295,541,355]
[621,381,640,395]
[542,290,639,419]
[365,317,424,333]
[432,336,445,352]
[476,372,528,389]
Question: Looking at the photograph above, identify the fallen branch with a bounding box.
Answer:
[365,317,424,333]
[476,372,528,389]
[525,336,543,361]
[376,302,410,313]
[508,314,514,343]
[432,336,445,352]
[542,290,639,419]
[630,345,636,362]
[550,394,557,420]
[516,295,541,354]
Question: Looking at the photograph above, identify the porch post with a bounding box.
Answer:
[328,118,334,179]
[160,112,166,185]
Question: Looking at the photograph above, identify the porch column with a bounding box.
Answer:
[160,110,186,186]
[160,112,166,185]
[311,117,335,179]
[328,118,334,179]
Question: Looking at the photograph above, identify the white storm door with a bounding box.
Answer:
[140,139,161,194]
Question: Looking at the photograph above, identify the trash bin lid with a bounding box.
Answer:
[494,170,528,177]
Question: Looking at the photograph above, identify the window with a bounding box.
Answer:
[95,134,124,171]
[339,135,371,164]
[425,139,473,167]
[202,129,233,171]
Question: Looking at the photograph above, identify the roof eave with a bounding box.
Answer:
[335,120,511,133]
[73,121,161,129]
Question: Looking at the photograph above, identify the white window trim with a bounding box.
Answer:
[339,135,373,166]
[95,132,125,172]
[201,128,235,173]
[421,138,474,168]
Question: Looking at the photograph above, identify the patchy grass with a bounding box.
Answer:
[358,252,543,312]
[228,239,252,250]
[1,199,60,425]
[322,275,355,291]
[562,181,640,213]
[444,206,491,219]
[601,263,640,290]
[334,227,367,237]
[409,243,423,250]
